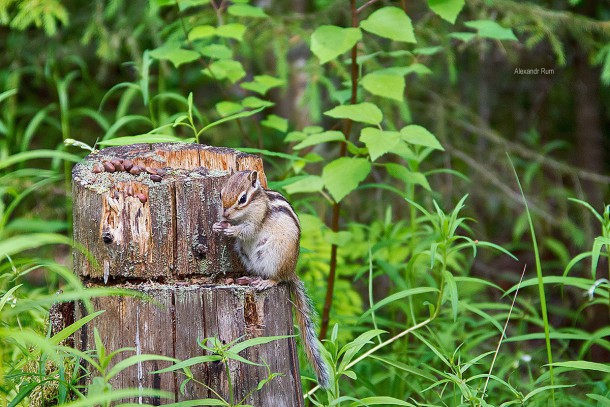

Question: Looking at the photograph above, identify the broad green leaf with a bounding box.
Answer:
[324,230,352,247]
[198,44,232,59]
[178,0,210,11]
[322,157,371,202]
[216,101,243,116]
[242,96,275,108]
[464,20,518,41]
[311,25,362,64]
[283,176,324,194]
[216,23,246,41]
[284,131,307,142]
[241,75,285,95]
[360,7,415,43]
[449,32,476,42]
[261,114,288,132]
[188,25,216,41]
[203,60,246,83]
[385,163,431,191]
[413,46,443,55]
[400,125,444,150]
[324,103,383,125]
[293,130,345,150]
[428,0,465,24]
[149,44,199,68]
[98,134,184,146]
[228,4,267,18]
[360,128,401,161]
[361,72,405,101]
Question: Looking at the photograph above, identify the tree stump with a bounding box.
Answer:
[72,143,304,406]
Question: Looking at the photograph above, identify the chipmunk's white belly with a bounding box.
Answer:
[234,233,277,278]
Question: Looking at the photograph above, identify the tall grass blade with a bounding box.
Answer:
[508,154,555,404]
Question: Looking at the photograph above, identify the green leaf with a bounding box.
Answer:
[241,96,275,108]
[149,44,199,68]
[310,25,362,64]
[229,335,293,354]
[400,125,444,150]
[360,72,405,101]
[216,23,246,41]
[198,44,232,59]
[107,355,177,380]
[464,20,518,41]
[241,75,285,95]
[200,106,266,133]
[444,270,459,322]
[202,60,246,83]
[360,128,401,161]
[350,396,415,406]
[324,103,383,125]
[227,4,267,18]
[324,231,353,247]
[385,163,431,191]
[188,25,216,41]
[293,130,345,150]
[360,7,415,43]
[177,0,210,11]
[322,157,371,202]
[0,233,72,258]
[261,114,288,132]
[449,32,476,42]
[162,399,227,407]
[360,287,438,321]
[216,101,243,116]
[98,134,184,146]
[151,355,222,374]
[428,0,465,24]
[283,176,324,194]
[284,131,307,142]
[550,361,610,374]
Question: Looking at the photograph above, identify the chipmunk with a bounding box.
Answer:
[212,170,330,389]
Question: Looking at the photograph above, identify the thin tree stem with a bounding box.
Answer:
[319,0,359,341]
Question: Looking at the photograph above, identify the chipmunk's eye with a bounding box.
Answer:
[238,193,247,204]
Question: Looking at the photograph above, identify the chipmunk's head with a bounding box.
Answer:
[219,170,266,223]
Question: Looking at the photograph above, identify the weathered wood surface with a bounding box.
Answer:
[74,284,303,406]
[71,143,304,406]
[73,143,267,280]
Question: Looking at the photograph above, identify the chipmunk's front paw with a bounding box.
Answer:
[213,221,234,235]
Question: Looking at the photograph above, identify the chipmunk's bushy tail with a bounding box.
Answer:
[289,279,331,389]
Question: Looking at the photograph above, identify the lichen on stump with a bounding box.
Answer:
[71,143,304,406]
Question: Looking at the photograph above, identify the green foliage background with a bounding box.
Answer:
[1,0,609,406]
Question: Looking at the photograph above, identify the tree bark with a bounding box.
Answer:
[71,143,304,406]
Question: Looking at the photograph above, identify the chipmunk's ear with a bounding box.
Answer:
[249,171,259,188]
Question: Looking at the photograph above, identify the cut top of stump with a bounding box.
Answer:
[72,143,266,282]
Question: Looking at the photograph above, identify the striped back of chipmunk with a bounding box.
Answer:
[264,190,301,231]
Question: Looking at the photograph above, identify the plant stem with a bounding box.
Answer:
[319,0,359,341]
